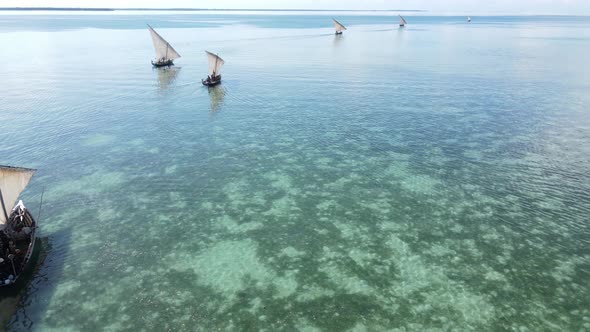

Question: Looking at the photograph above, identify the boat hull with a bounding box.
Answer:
[202,75,222,87]
[335,31,343,35]
[152,59,174,67]
[0,202,36,288]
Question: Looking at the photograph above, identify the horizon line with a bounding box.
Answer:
[1,8,588,16]
[0,7,428,12]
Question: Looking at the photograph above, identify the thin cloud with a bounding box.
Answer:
[1,0,589,14]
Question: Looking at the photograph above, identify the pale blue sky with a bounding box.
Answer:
[1,0,589,15]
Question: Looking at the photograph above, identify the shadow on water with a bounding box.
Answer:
[208,85,227,113]
[0,236,48,331]
[155,66,182,91]
[2,229,71,332]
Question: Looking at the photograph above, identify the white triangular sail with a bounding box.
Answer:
[148,25,181,61]
[333,19,347,33]
[0,166,36,225]
[468,16,472,22]
[399,15,407,26]
[206,51,225,76]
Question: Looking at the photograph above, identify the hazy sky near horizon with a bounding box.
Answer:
[1,0,589,14]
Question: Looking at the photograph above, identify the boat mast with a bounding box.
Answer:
[0,189,8,223]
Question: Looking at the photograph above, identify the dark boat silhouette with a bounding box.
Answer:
[0,166,37,288]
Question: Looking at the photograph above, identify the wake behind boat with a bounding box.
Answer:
[399,15,407,27]
[0,166,37,288]
[148,24,181,67]
[333,19,347,35]
[202,51,225,87]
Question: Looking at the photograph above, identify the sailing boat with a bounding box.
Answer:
[333,19,347,35]
[468,16,472,23]
[148,24,181,67]
[0,166,37,287]
[202,51,225,87]
[399,15,407,27]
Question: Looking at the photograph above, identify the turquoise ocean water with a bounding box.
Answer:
[1,12,590,331]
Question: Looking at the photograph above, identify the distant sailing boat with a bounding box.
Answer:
[399,15,407,27]
[333,19,347,35]
[147,24,181,67]
[0,166,37,287]
[468,16,472,23]
[202,51,225,87]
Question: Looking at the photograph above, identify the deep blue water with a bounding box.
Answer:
[1,12,589,331]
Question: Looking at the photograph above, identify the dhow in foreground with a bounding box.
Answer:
[0,166,37,287]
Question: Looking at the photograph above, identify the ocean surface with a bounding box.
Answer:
[1,12,589,331]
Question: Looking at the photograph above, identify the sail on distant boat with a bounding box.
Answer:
[468,16,472,23]
[202,51,225,87]
[148,24,181,67]
[0,165,37,287]
[333,19,347,35]
[399,15,407,27]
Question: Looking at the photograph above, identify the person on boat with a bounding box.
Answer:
[8,241,16,254]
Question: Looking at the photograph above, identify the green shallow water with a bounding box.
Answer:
[1,13,590,331]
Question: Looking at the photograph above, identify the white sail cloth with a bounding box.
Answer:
[206,51,225,76]
[333,19,347,32]
[0,166,36,225]
[399,15,407,25]
[148,25,181,61]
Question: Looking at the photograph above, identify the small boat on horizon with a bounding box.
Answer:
[0,166,37,288]
[202,51,225,87]
[468,16,472,23]
[333,19,347,35]
[399,15,407,27]
[148,24,181,67]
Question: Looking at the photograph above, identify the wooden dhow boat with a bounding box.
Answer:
[148,24,181,67]
[202,51,225,87]
[399,15,407,27]
[0,166,37,287]
[333,19,347,35]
